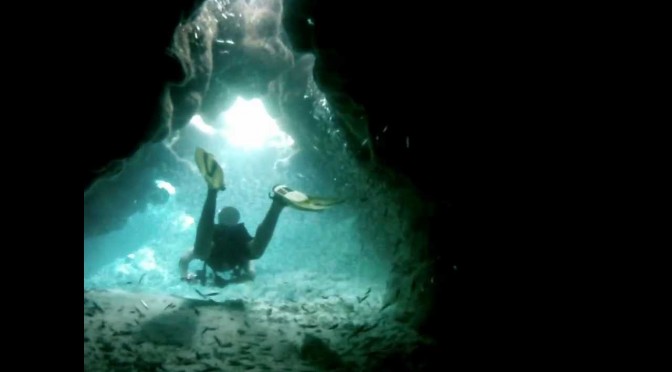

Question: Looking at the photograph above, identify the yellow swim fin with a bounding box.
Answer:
[271,184,344,211]
[195,147,226,191]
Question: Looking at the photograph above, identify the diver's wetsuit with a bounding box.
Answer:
[198,223,254,286]
[208,223,253,271]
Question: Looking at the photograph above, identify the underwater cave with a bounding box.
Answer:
[81,0,495,370]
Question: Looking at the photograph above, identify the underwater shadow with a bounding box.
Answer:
[134,297,248,348]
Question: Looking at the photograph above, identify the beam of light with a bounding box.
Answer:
[155,180,176,195]
[189,114,216,135]
[220,97,294,149]
[179,213,195,230]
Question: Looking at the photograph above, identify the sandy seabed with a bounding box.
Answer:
[84,288,431,371]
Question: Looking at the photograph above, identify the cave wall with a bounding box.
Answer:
[82,0,206,191]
